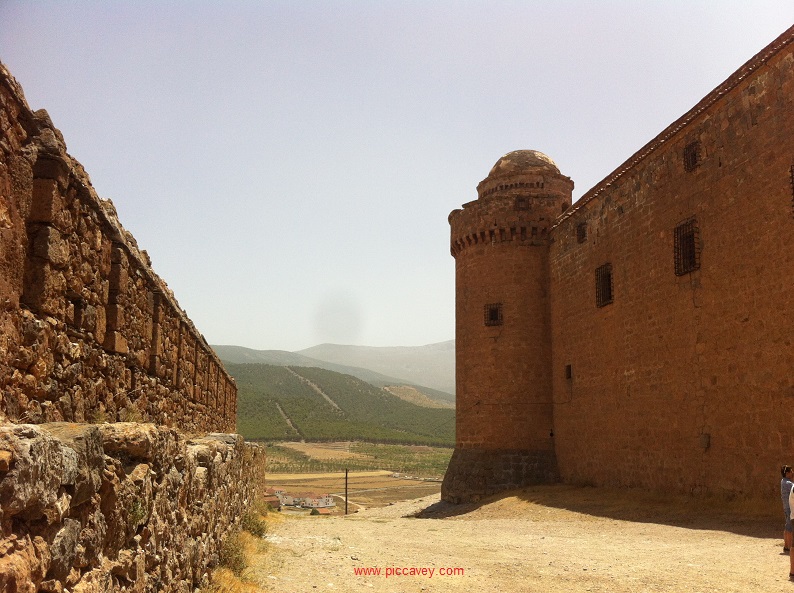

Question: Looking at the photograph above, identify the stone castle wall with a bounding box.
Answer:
[445,25,794,502]
[549,26,794,497]
[443,157,573,501]
[0,63,266,592]
[0,63,236,432]
[0,422,266,592]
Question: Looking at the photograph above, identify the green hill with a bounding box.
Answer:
[228,363,455,446]
[213,343,455,406]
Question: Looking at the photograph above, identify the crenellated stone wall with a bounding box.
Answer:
[0,422,266,592]
[0,62,235,432]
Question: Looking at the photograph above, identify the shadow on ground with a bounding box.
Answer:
[409,483,779,540]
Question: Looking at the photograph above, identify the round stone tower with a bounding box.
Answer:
[442,150,573,503]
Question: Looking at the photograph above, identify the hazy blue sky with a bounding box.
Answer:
[1,2,791,351]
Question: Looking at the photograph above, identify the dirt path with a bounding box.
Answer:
[285,367,342,410]
[243,484,794,593]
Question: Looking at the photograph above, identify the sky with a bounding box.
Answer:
[0,2,791,352]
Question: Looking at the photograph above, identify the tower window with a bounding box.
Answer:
[684,141,701,172]
[484,303,503,326]
[595,264,613,308]
[514,197,529,211]
[674,218,701,276]
[565,364,573,380]
[576,222,587,243]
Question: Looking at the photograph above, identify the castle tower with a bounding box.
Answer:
[442,150,573,503]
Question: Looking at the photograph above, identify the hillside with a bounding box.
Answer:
[227,363,455,445]
[382,385,453,409]
[297,340,455,395]
[213,343,455,406]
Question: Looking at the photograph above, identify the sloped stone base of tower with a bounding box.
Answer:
[441,447,559,503]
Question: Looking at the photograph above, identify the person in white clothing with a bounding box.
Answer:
[788,482,794,580]
[782,465,793,553]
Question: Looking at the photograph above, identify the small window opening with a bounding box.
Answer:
[484,303,503,326]
[595,263,613,308]
[674,218,701,276]
[565,364,573,380]
[684,141,701,172]
[515,197,529,211]
[576,222,587,243]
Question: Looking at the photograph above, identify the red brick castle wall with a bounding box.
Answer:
[444,25,794,502]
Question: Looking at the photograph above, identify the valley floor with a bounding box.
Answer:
[236,483,793,593]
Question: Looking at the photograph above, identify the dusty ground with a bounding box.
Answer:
[239,482,794,593]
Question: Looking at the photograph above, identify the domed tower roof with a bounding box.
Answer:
[487,150,560,177]
[477,149,569,200]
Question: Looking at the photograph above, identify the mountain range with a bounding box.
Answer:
[213,340,455,401]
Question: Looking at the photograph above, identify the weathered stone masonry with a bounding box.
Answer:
[0,62,236,432]
[444,25,794,503]
[0,63,265,592]
[0,422,266,593]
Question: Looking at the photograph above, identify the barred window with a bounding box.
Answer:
[684,141,701,172]
[674,218,701,275]
[595,264,613,308]
[484,303,503,326]
[576,222,587,243]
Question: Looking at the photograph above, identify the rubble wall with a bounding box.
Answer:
[0,422,266,593]
[0,62,236,432]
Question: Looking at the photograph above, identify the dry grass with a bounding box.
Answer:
[205,568,262,593]
[202,510,276,592]
[382,385,454,408]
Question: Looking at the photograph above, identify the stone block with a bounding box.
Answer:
[109,262,128,292]
[40,423,104,508]
[0,424,78,521]
[32,153,69,183]
[103,331,128,355]
[29,179,66,226]
[106,304,123,331]
[98,422,159,461]
[31,226,69,269]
